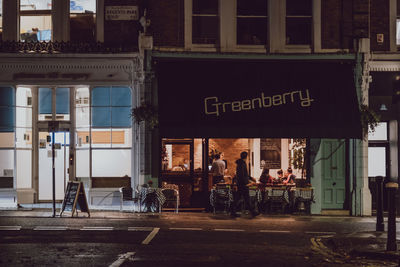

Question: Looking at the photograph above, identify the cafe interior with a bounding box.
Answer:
[160,138,312,213]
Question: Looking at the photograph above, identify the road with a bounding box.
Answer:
[0,212,398,266]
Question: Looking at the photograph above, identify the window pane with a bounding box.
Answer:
[39,87,52,114]
[92,149,131,177]
[0,87,15,106]
[192,16,218,44]
[76,107,90,128]
[70,13,96,42]
[237,0,267,16]
[368,147,386,177]
[16,87,32,107]
[92,87,110,106]
[237,18,266,45]
[368,122,387,141]
[286,17,311,45]
[70,0,96,13]
[0,150,14,178]
[397,19,400,45]
[16,107,32,128]
[112,129,132,148]
[91,128,111,148]
[0,133,14,148]
[111,107,132,127]
[92,107,111,127]
[20,0,52,10]
[0,107,15,131]
[16,127,32,148]
[193,0,218,14]
[0,0,2,41]
[56,88,70,115]
[76,149,89,177]
[16,150,32,188]
[111,87,131,106]
[76,128,90,148]
[286,0,312,16]
[20,16,52,42]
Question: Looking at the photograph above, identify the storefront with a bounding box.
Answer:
[153,54,364,214]
[0,54,142,208]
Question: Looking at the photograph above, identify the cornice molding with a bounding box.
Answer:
[370,61,400,71]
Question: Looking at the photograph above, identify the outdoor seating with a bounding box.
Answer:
[210,184,233,214]
[161,188,180,213]
[119,186,136,212]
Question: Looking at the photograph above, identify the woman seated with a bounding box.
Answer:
[259,168,274,185]
[275,169,284,184]
[283,167,296,185]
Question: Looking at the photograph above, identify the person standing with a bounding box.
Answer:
[230,151,259,218]
[211,153,225,185]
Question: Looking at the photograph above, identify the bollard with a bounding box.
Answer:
[386,182,398,251]
[375,176,384,231]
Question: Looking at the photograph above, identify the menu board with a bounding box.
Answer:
[260,138,281,169]
[60,181,90,217]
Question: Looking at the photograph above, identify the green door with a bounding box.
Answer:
[321,140,346,209]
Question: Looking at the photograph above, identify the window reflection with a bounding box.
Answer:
[20,1,52,42]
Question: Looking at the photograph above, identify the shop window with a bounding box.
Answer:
[237,0,267,45]
[20,0,52,42]
[286,0,312,45]
[70,0,96,42]
[0,0,2,41]
[38,87,70,121]
[397,0,400,46]
[192,0,219,44]
[0,87,15,133]
[368,122,388,141]
[16,87,32,149]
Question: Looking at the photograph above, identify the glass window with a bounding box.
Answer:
[0,0,3,41]
[91,86,132,128]
[368,122,388,141]
[38,87,52,115]
[368,147,386,177]
[192,0,219,44]
[56,88,70,115]
[92,149,131,177]
[0,87,15,132]
[286,0,312,45]
[237,0,267,45]
[397,0,400,46]
[70,0,96,42]
[16,87,32,148]
[20,0,52,42]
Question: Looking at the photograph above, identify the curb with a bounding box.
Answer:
[350,249,400,261]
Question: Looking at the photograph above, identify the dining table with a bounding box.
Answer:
[139,187,166,212]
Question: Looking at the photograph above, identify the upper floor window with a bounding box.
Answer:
[0,0,3,41]
[236,0,267,45]
[70,0,96,42]
[20,0,52,42]
[192,0,219,44]
[286,0,312,45]
[397,0,400,46]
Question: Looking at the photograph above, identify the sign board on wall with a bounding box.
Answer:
[260,139,281,169]
[105,6,139,21]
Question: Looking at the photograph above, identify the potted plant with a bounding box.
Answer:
[131,103,158,129]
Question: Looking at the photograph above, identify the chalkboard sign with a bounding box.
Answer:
[60,181,90,217]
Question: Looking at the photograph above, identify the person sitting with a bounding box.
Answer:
[283,167,296,184]
[275,169,284,184]
[259,167,274,185]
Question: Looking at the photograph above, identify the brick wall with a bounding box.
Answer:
[370,0,390,51]
[209,139,249,177]
[321,0,342,49]
[147,0,184,47]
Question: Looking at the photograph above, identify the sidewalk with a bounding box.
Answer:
[1,206,399,264]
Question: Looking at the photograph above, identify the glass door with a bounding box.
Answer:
[38,131,69,200]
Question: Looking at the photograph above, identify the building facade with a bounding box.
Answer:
[0,0,398,216]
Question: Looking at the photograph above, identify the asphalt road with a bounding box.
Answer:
[0,213,398,267]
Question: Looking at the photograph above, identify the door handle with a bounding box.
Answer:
[332,182,336,186]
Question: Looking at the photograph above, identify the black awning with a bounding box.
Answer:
[156,59,362,139]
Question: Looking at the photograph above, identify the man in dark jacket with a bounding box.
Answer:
[231,151,259,218]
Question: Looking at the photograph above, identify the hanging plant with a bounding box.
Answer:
[360,104,380,140]
[131,103,158,129]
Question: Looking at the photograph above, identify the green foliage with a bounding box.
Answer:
[131,103,158,129]
[290,138,306,178]
[360,104,380,140]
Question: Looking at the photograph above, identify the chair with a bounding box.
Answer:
[267,187,289,213]
[211,185,232,214]
[119,186,135,212]
[161,188,179,213]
